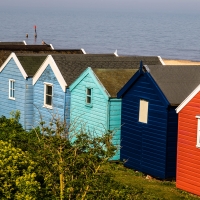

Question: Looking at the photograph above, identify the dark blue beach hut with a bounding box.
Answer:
[117,63,200,179]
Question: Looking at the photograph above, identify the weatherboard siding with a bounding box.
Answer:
[109,99,121,160]
[166,107,178,178]
[64,89,71,126]
[70,73,108,135]
[33,64,65,128]
[176,92,200,196]
[24,79,34,130]
[120,74,169,179]
[0,58,30,128]
[70,71,122,160]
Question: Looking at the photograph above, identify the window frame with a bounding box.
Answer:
[138,99,149,124]
[9,79,15,100]
[196,116,200,148]
[43,82,53,109]
[85,87,93,107]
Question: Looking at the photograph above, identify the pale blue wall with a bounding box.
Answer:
[0,58,33,129]
[33,64,67,128]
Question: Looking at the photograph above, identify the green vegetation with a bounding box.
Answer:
[0,113,199,199]
[105,163,200,200]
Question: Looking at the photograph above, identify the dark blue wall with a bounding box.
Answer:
[120,73,177,179]
[165,106,178,178]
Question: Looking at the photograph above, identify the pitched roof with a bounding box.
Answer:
[0,42,26,45]
[0,45,53,50]
[17,55,47,76]
[147,65,200,105]
[0,48,84,67]
[52,54,162,86]
[93,69,138,97]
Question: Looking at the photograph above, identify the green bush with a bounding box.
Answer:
[0,140,40,199]
[0,115,136,199]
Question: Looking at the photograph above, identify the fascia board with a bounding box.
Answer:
[0,52,28,79]
[158,56,165,65]
[69,67,110,100]
[69,67,91,91]
[81,48,86,54]
[33,55,67,92]
[147,73,170,107]
[176,84,200,113]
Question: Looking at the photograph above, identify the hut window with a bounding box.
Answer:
[86,88,92,105]
[9,79,15,100]
[139,99,149,123]
[44,83,53,108]
[196,116,200,148]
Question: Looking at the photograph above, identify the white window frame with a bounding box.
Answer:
[43,82,53,109]
[196,116,200,148]
[9,79,15,100]
[85,87,92,106]
[139,99,149,123]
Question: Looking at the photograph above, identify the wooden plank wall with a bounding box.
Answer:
[0,58,28,128]
[33,64,65,128]
[25,79,34,130]
[120,74,169,178]
[70,73,108,136]
[176,92,200,196]
[109,99,122,160]
[166,106,178,178]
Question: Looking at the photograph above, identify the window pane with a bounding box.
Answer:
[46,85,52,95]
[12,81,14,90]
[10,89,12,97]
[139,100,149,123]
[87,88,91,96]
[46,95,52,105]
[13,90,14,98]
[86,96,91,104]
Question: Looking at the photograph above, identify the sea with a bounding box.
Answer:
[0,9,200,61]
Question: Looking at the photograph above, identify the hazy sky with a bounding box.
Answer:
[1,0,200,13]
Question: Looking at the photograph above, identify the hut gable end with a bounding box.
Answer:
[176,90,200,196]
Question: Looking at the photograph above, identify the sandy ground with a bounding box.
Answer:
[162,59,200,65]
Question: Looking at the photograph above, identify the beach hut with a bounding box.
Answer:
[69,67,137,160]
[176,84,200,196]
[32,54,162,128]
[0,53,46,130]
[117,64,200,179]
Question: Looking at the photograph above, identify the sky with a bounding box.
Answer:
[1,0,200,14]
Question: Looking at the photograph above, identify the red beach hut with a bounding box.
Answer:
[176,84,200,196]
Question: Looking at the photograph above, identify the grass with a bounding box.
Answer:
[104,162,200,200]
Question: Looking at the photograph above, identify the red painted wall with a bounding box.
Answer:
[177,92,200,196]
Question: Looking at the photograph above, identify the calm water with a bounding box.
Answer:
[0,9,200,61]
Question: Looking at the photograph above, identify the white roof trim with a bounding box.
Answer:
[0,52,28,79]
[50,44,54,50]
[176,84,200,113]
[23,40,27,45]
[33,55,67,92]
[158,56,165,65]
[114,49,118,57]
[81,48,86,54]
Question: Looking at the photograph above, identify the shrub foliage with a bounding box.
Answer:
[0,114,135,199]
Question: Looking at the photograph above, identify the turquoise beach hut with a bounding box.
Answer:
[69,67,137,160]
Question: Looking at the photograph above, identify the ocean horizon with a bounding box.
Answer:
[0,9,200,61]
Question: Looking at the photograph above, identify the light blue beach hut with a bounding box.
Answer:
[0,53,46,130]
[69,67,137,160]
